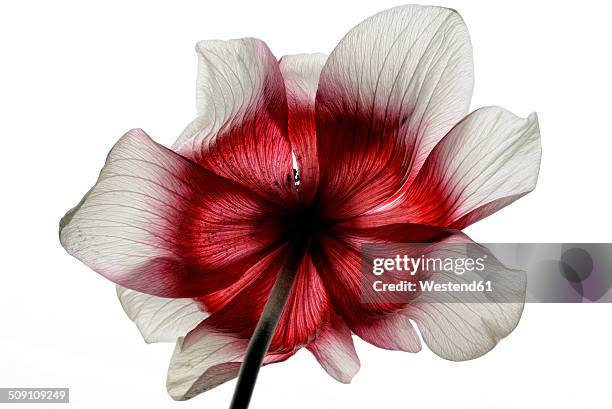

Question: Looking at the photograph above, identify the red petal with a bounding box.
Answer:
[279,53,327,204]
[188,247,330,353]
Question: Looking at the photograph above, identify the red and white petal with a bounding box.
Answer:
[364,107,541,229]
[319,224,525,359]
[168,250,329,400]
[406,237,526,360]
[60,129,284,298]
[173,38,295,206]
[315,5,473,219]
[306,313,360,383]
[313,224,455,349]
[166,328,293,401]
[279,53,326,204]
[116,286,207,343]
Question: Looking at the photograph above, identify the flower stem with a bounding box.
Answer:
[228,234,309,409]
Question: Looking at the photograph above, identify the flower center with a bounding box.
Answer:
[281,205,328,242]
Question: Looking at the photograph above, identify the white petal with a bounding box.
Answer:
[116,286,207,343]
[306,314,360,383]
[279,53,326,102]
[167,327,291,400]
[59,129,194,296]
[352,311,421,353]
[407,238,526,361]
[166,331,244,401]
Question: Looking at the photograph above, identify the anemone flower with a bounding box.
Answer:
[59,4,541,408]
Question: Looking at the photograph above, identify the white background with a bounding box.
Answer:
[1,1,610,408]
